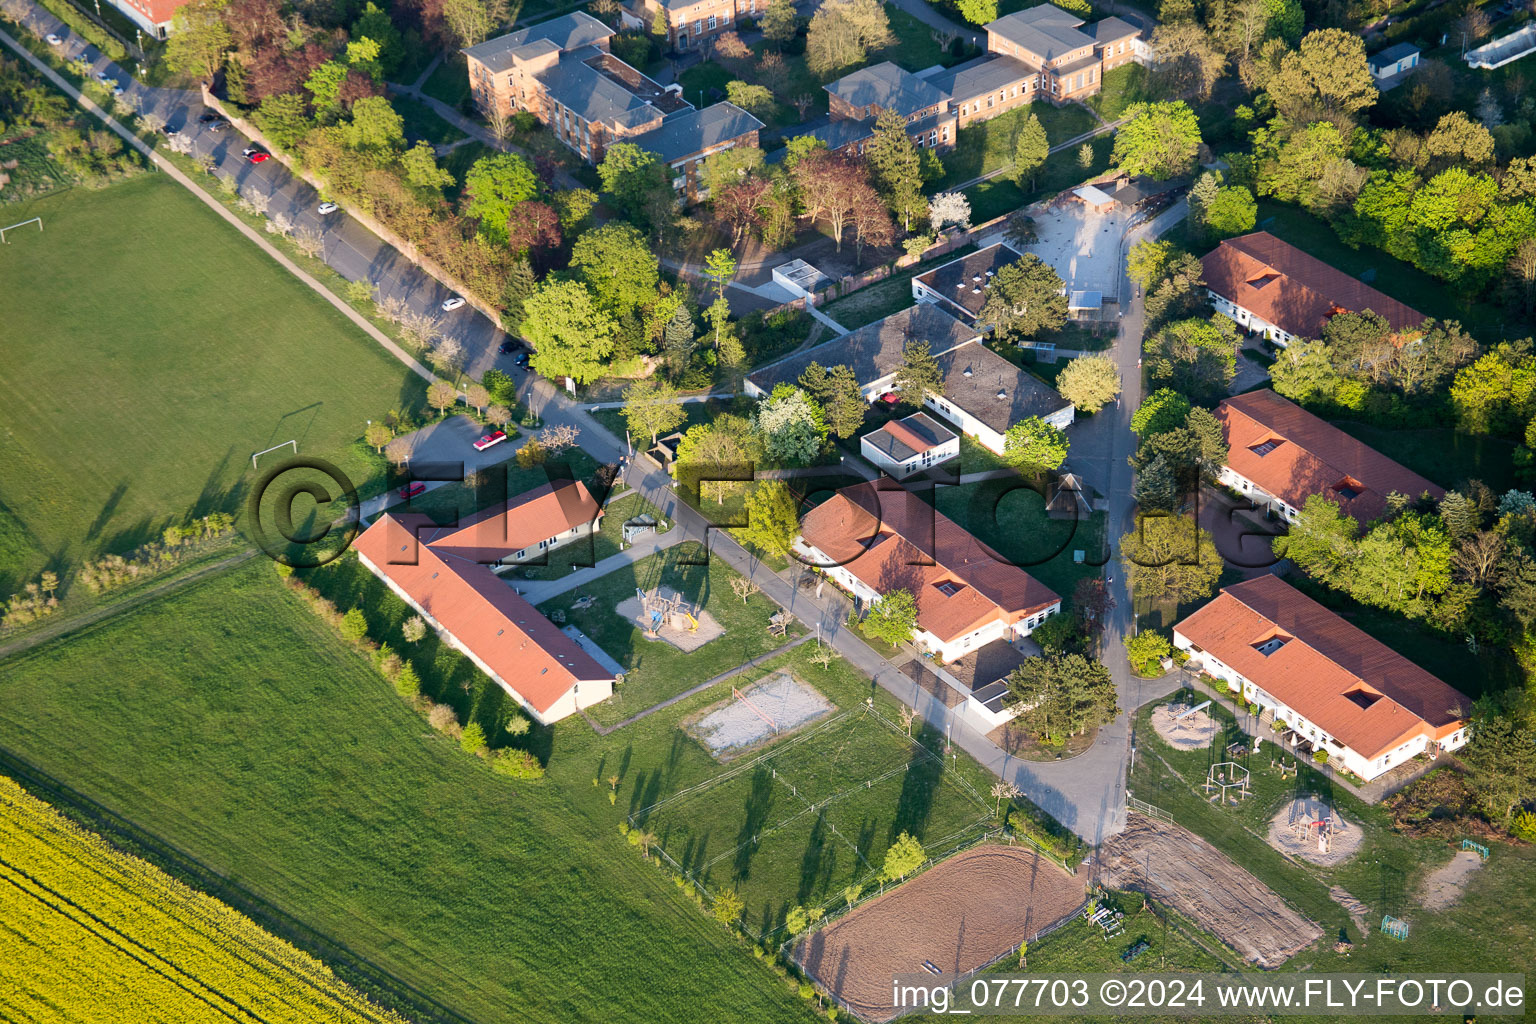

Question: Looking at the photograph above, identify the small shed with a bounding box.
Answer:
[1072,184,1115,212]
[649,432,684,468]
[1068,290,1104,320]
[622,514,658,543]
[1046,472,1093,519]
[772,258,833,301]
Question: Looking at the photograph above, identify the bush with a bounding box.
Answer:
[428,703,462,738]
[1512,809,1536,842]
[516,440,547,467]
[340,608,369,644]
[1313,749,1329,765]
[492,748,545,779]
[460,720,487,756]
[1124,630,1171,674]
[394,661,421,698]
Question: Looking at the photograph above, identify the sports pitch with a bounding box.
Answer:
[635,700,993,936]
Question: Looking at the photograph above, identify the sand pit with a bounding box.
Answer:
[1093,814,1322,968]
[684,672,834,760]
[1267,796,1362,866]
[615,587,724,652]
[796,845,1083,1022]
[1418,849,1483,910]
[1151,702,1219,750]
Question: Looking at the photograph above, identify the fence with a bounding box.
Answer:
[1126,794,1174,824]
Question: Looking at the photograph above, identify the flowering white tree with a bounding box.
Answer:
[928,191,971,232]
[754,385,827,466]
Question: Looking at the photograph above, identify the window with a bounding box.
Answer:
[960,104,968,115]
[1248,439,1281,457]
[934,580,964,597]
[708,13,716,28]
[987,95,994,107]
[693,18,702,32]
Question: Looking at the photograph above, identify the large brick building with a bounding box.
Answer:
[811,4,1149,155]
[464,11,761,187]
[620,0,766,52]
[107,0,186,38]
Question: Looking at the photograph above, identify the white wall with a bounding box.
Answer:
[1208,290,1293,346]
[859,433,961,479]
[1216,465,1298,523]
[501,519,598,566]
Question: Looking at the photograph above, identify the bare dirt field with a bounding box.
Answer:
[1151,702,1219,750]
[1266,796,1363,867]
[1092,814,1322,968]
[682,671,835,760]
[795,845,1083,1022]
[1418,849,1483,911]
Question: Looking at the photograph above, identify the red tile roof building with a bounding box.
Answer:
[108,0,186,38]
[1215,390,1443,526]
[1201,232,1427,346]
[1174,576,1469,783]
[795,483,1061,662]
[352,481,615,724]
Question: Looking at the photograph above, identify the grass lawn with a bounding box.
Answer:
[818,245,977,330]
[1127,692,1536,979]
[881,3,971,70]
[678,61,736,108]
[546,640,1005,936]
[1254,201,1517,342]
[0,133,72,202]
[538,540,801,727]
[1086,62,1154,120]
[939,103,1099,189]
[389,94,466,146]
[0,175,421,592]
[921,479,1107,607]
[1329,421,1519,494]
[962,132,1114,223]
[0,560,810,1023]
[422,53,472,112]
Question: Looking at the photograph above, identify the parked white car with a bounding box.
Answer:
[45,33,62,45]
[317,201,339,215]
[440,296,466,312]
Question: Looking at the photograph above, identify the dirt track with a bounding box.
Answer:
[1092,814,1322,968]
[795,845,1083,1022]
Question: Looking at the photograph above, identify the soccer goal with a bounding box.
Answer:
[0,217,42,244]
[251,440,298,469]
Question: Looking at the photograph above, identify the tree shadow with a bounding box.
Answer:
[888,721,945,844]
[733,765,776,881]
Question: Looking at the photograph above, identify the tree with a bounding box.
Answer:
[344,96,406,153]
[863,588,917,646]
[1133,452,1179,511]
[1204,185,1257,237]
[893,340,943,406]
[805,0,893,77]
[865,109,925,230]
[1003,417,1069,474]
[1131,388,1191,437]
[365,421,393,453]
[990,779,1020,817]
[725,80,775,118]
[1056,354,1121,413]
[1120,514,1223,605]
[458,720,487,755]
[1004,211,1038,248]
[928,191,971,232]
[569,223,660,317]
[402,615,428,643]
[1111,101,1202,180]
[598,143,673,232]
[957,0,997,24]
[761,0,798,46]
[504,200,562,263]
[1276,494,1359,589]
[165,0,232,80]
[1425,110,1496,172]
[880,831,926,882]
[736,480,801,559]
[1149,21,1228,99]
[755,385,827,465]
[1268,28,1375,132]
[442,0,508,48]
[521,280,617,385]
[252,93,311,151]
[341,608,370,644]
[385,435,415,467]
[394,661,421,697]
[794,150,868,251]
[1077,142,1093,169]
[427,380,457,417]
[1127,239,1175,292]
[1145,316,1240,401]
[462,153,539,244]
[623,378,686,446]
[1011,112,1049,188]
[1460,714,1536,824]
[822,364,867,439]
[1005,653,1119,741]
[712,887,745,926]
[1510,238,1536,317]
[704,248,737,303]
[980,254,1069,343]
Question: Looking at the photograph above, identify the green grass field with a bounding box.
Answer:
[637,702,992,936]
[389,95,466,146]
[939,103,1099,189]
[961,132,1114,223]
[0,561,812,1024]
[0,176,420,593]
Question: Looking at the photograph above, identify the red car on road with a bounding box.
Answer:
[398,481,427,499]
[243,146,269,163]
[472,430,508,452]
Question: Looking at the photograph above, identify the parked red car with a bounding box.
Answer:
[398,481,427,499]
[472,430,508,452]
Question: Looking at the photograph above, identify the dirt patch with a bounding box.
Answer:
[1266,797,1363,867]
[795,845,1083,1022]
[1329,885,1370,938]
[1417,849,1483,911]
[615,587,724,652]
[1092,814,1322,968]
[1151,702,1219,750]
[681,672,834,761]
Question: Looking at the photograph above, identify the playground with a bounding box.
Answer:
[1266,795,1362,867]
[1150,700,1219,751]
[616,586,725,653]
[632,704,993,937]
[794,845,1084,1023]
[682,672,835,761]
